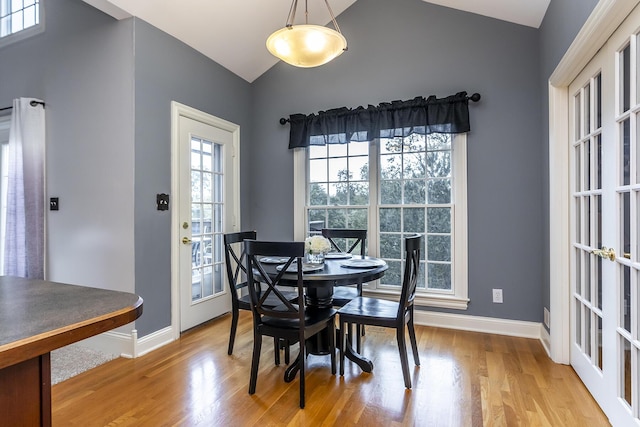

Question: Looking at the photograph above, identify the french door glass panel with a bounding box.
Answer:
[570,6,640,424]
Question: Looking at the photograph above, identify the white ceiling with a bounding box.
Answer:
[82,0,551,83]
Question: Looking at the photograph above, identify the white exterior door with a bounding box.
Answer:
[173,104,239,332]
[569,5,640,425]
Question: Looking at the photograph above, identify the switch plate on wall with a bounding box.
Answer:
[156,193,169,211]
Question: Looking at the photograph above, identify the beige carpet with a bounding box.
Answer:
[50,343,119,385]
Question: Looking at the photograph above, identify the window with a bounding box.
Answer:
[0,0,42,48]
[294,131,469,309]
[308,142,369,235]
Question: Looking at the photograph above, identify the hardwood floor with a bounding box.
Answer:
[52,313,610,426]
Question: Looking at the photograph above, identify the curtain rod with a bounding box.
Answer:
[0,100,46,112]
[278,92,481,125]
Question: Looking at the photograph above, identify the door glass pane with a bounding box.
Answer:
[586,311,592,357]
[623,265,631,333]
[575,93,582,139]
[596,135,602,189]
[595,74,602,129]
[575,248,581,294]
[597,256,602,311]
[586,196,591,247]
[584,84,591,135]
[622,44,631,113]
[575,145,582,192]
[596,315,603,371]
[637,114,640,184]
[621,336,632,406]
[576,300,582,347]
[575,198,582,244]
[585,140,591,190]
[622,191,630,261]
[596,194,602,251]
[622,118,631,186]
[585,252,591,301]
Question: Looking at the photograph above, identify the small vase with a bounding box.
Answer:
[307,252,325,265]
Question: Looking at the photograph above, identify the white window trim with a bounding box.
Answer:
[0,0,44,50]
[293,134,469,310]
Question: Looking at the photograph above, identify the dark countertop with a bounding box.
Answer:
[0,276,142,370]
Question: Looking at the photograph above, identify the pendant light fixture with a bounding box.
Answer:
[266,0,348,68]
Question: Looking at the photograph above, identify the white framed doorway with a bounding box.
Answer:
[171,102,240,334]
[549,0,640,424]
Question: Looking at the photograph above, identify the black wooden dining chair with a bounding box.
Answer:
[321,228,367,306]
[338,234,421,388]
[223,231,297,364]
[321,228,367,350]
[245,239,337,409]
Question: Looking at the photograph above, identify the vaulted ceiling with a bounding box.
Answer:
[82,0,551,83]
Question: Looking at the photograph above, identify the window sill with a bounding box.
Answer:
[362,289,469,310]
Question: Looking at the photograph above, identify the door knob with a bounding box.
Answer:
[182,237,192,244]
[591,246,616,261]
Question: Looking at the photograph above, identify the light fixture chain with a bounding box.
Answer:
[324,0,342,33]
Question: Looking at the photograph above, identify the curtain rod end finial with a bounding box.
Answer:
[469,93,481,102]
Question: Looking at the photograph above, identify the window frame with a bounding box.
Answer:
[293,134,469,309]
[0,0,44,50]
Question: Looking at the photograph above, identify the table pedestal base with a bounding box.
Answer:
[283,327,373,383]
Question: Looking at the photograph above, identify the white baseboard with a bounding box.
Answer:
[540,326,552,358]
[135,326,175,357]
[413,310,544,340]
[77,326,175,358]
[80,314,546,359]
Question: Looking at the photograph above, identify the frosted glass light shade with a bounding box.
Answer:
[266,24,347,68]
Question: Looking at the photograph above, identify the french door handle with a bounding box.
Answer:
[591,246,616,261]
[182,237,192,245]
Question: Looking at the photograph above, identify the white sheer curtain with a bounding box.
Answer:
[4,98,45,278]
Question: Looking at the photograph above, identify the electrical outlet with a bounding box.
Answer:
[544,307,550,328]
[492,288,503,303]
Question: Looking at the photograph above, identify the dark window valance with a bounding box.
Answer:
[287,91,473,149]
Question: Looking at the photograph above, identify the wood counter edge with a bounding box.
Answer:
[0,296,143,370]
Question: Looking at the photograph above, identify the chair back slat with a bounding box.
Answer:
[224,231,257,304]
[398,234,422,316]
[245,240,305,322]
[321,228,367,257]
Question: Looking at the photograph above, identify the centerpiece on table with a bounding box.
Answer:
[304,235,331,265]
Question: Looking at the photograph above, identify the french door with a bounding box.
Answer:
[570,5,640,425]
[174,104,239,332]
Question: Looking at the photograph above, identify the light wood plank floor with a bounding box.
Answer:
[52,312,610,426]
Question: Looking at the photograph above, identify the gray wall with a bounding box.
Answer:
[0,0,136,295]
[538,0,599,329]
[249,0,544,321]
[133,19,253,336]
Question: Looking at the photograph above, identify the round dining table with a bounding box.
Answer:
[259,255,388,382]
